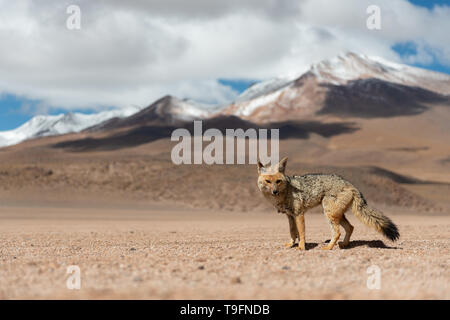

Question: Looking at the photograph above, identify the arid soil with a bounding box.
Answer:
[0,206,448,299]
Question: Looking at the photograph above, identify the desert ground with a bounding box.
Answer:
[0,205,448,300]
[0,107,449,299]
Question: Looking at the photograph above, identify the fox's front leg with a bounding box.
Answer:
[295,214,306,250]
[285,215,298,248]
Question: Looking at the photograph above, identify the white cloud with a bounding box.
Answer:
[0,0,448,114]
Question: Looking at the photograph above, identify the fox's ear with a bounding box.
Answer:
[275,157,288,174]
[257,159,265,174]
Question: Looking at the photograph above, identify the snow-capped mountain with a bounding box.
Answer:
[310,52,450,93]
[90,95,215,131]
[0,95,217,147]
[0,106,142,147]
[2,52,450,147]
[220,52,450,122]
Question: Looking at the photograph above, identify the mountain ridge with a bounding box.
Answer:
[1,51,449,147]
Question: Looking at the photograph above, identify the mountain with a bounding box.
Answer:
[88,95,214,131]
[310,52,450,93]
[0,96,213,148]
[2,52,450,147]
[220,52,450,122]
[0,106,142,148]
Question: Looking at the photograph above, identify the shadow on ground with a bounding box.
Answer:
[315,239,400,250]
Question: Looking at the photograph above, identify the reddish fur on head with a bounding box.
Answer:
[257,157,289,197]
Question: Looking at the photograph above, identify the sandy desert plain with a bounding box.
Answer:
[0,108,449,300]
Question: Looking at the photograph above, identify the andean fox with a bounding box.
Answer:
[257,157,400,250]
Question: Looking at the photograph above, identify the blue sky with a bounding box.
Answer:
[408,0,450,8]
[392,41,450,75]
[0,95,34,131]
[0,0,449,131]
[218,79,257,94]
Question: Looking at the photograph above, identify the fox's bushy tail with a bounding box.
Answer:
[350,187,400,241]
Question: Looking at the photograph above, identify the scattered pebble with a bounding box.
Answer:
[231,277,242,284]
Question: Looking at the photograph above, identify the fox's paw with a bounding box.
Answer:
[338,241,350,249]
[297,242,305,251]
[320,245,333,250]
[284,240,296,248]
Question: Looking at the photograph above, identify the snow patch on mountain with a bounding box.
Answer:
[235,75,299,103]
[233,90,283,117]
[148,96,214,122]
[0,106,142,148]
[166,98,211,121]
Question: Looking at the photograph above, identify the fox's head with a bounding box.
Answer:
[257,157,289,197]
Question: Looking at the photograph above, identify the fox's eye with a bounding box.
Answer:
[265,179,271,183]
[276,180,282,184]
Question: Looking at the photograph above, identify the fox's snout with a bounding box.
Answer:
[272,189,279,195]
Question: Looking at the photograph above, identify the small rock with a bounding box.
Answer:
[282,266,290,270]
[198,265,205,270]
[130,248,136,251]
[231,277,242,284]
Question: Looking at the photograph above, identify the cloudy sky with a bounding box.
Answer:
[0,0,449,130]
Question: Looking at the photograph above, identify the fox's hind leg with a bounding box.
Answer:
[285,215,298,248]
[321,191,353,250]
[338,215,354,248]
[321,219,341,250]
